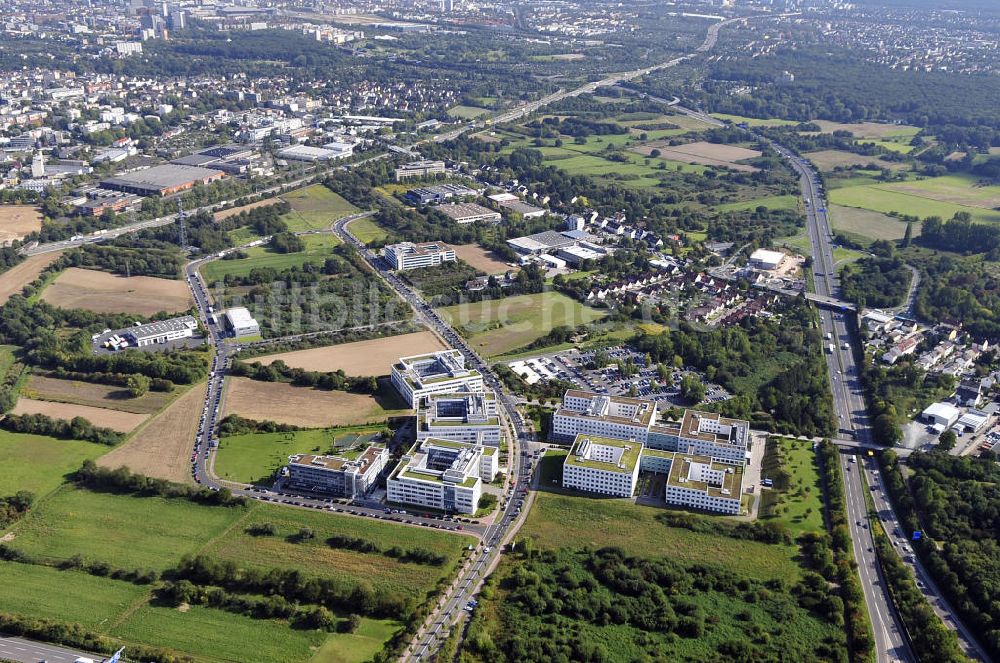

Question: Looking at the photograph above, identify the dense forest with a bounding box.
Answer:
[839,256,912,309]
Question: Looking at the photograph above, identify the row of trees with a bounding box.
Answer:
[325,534,447,567]
[0,414,121,445]
[229,359,378,394]
[75,461,247,507]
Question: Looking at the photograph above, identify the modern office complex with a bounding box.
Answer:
[647,410,751,464]
[382,241,456,271]
[416,391,502,447]
[562,434,642,498]
[552,390,658,443]
[387,438,496,514]
[394,159,446,180]
[664,454,742,515]
[285,446,389,498]
[391,350,484,407]
[553,390,751,465]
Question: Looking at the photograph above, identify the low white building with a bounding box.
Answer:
[286,446,388,498]
[749,249,785,271]
[665,454,742,515]
[382,241,456,271]
[562,434,642,498]
[394,160,446,181]
[387,438,494,514]
[391,350,484,407]
[224,307,260,337]
[435,202,502,225]
[124,315,199,347]
[417,391,502,447]
[922,402,960,429]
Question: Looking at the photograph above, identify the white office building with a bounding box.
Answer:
[387,438,494,514]
[394,159,446,181]
[223,307,260,337]
[124,315,198,347]
[417,391,502,447]
[562,434,642,498]
[552,390,658,443]
[382,241,456,271]
[391,350,483,407]
[664,454,742,515]
[647,410,751,465]
[286,446,388,498]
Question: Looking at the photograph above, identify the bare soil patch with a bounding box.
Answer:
[251,331,447,376]
[634,140,761,172]
[0,252,61,305]
[23,374,175,415]
[213,198,282,222]
[41,267,192,316]
[0,206,42,245]
[98,382,207,482]
[221,377,409,427]
[12,397,148,433]
[452,244,517,275]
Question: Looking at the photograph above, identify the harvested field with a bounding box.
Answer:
[0,205,42,245]
[22,374,177,415]
[12,397,148,433]
[252,330,447,376]
[221,377,410,428]
[633,140,761,172]
[0,252,61,304]
[41,267,191,315]
[805,150,908,173]
[810,120,919,139]
[452,244,517,274]
[213,198,282,222]
[98,382,207,482]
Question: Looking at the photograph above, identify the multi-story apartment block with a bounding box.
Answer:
[382,241,456,271]
[285,446,388,498]
[416,391,502,447]
[391,350,484,407]
[562,434,642,498]
[387,438,495,514]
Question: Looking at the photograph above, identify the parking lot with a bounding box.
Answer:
[506,346,731,406]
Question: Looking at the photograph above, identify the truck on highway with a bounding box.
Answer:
[827,343,835,354]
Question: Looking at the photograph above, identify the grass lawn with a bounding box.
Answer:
[282,184,359,232]
[112,602,332,663]
[882,172,1000,208]
[346,216,390,245]
[715,194,799,212]
[0,561,146,629]
[447,105,489,119]
[214,426,384,484]
[438,291,607,357]
[759,438,825,537]
[202,503,471,600]
[200,234,341,283]
[829,183,1000,225]
[6,486,245,571]
[519,491,803,582]
[0,344,17,375]
[0,431,109,498]
[857,138,915,154]
[829,204,914,241]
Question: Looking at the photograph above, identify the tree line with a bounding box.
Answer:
[75,461,247,507]
[0,414,121,445]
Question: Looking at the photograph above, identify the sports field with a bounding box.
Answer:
[438,291,607,357]
[830,180,1000,225]
[221,377,411,428]
[21,374,177,415]
[97,382,206,483]
[40,267,192,315]
[214,426,384,484]
[282,184,359,232]
[0,252,61,305]
[200,234,341,283]
[0,205,42,244]
[0,431,109,497]
[11,397,148,433]
[252,330,446,376]
[451,244,516,274]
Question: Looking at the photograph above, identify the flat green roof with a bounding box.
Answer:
[641,448,674,459]
[564,434,641,473]
[667,454,743,498]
